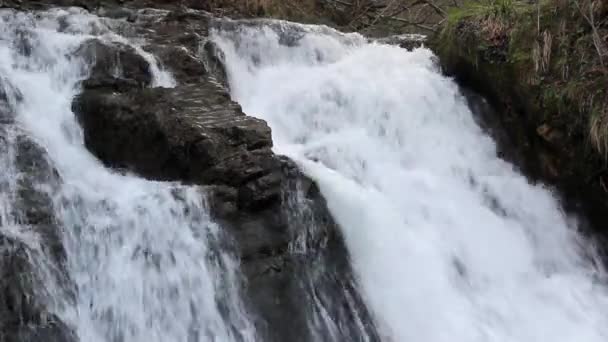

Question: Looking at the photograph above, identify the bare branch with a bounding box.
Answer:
[410,0,447,17]
[574,0,607,67]
[380,15,438,32]
[318,0,449,33]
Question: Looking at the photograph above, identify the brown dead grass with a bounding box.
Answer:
[205,0,321,21]
[590,107,608,159]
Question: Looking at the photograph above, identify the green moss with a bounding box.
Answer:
[446,2,484,25]
[434,0,608,157]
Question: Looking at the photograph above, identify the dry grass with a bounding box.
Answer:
[573,0,608,154]
[206,0,460,33]
[205,0,321,20]
[590,107,608,159]
[532,30,552,73]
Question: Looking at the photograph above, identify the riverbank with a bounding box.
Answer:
[430,0,608,241]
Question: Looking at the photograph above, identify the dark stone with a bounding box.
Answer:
[238,166,380,342]
[202,41,230,88]
[135,8,212,85]
[0,74,71,342]
[0,76,21,124]
[75,39,152,91]
[13,136,60,225]
[13,27,37,57]
[73,83,275,192]
[0,134,71,341]
[0,0,96,11]
[145,43,207,84]
[0,236,75,342]
[5,318,76,342]
[97,6,134,20]
[374,33,427,51]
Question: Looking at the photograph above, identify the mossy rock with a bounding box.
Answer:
[430,0,608,237]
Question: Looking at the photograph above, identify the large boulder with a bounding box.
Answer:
[73,83,278,205]
[76,39,152,91]
[374,33,427,51]
[71,18,379,341]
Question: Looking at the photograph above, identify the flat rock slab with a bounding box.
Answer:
[74,82,277,192]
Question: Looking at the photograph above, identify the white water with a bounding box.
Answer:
[214,22,608,342]
[0,9,254,342]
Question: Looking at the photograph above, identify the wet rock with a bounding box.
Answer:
[12,135,66,266]
[0,138,72,340]
[239,165,380,342]
[206,160,307,261]
[0,236,76,342]
[375,33,427,50]
[0,75,71,342]
[147,44,207,84]
[137,8,212,85]
[1,0,91,11]
[202,40,230,88]
[0,77,20,124]
[96,6,134,20]
[6,319,76,342]
[0,79,60,230]
[12,136,59,224]
[76,39,152,90]
[73,83,275,192]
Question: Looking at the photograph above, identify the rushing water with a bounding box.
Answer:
[0,9,255,342]
[213,21,608,342]
[3,5,608,341]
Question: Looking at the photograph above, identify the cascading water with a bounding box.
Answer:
[0,8,255,342]
[213,21,608,342]
[4,4,608,341]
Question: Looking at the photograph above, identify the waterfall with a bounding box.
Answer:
[4,5,608,341]
[0,8,255,342]
[213,20,608,342]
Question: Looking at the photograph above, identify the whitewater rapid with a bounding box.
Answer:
[0,9,255,342]
[3,6,608,341]
[213,22,608,342]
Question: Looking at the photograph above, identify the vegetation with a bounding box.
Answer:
[206,0,457,34]
[437,0,608,155]
[203,0,332,24]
